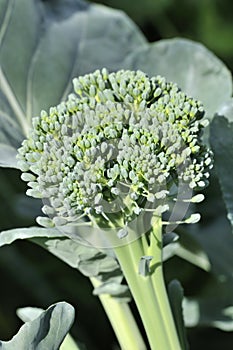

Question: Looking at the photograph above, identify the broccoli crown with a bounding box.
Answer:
[18,69,212,229]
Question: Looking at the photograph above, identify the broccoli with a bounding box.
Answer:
[18,69,212,235]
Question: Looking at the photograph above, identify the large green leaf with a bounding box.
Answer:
[0,302,75,350]
[0,143,18,168]
[41,238,119,276]
[17,307,45,323]
[17,306,81,350]
[35,237,130,299]
[0,225,129,299]
[163,230,211,272]
[123,38,232,119]
[0,0,146,168]
[210,116,233,228]
[168,280,189,350]
[0,226,63,247]
[217,98,233,123]
[164,171,233,332]
[183,215,233,331]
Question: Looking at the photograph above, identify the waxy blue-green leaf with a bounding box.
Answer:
[0,225,128,299]
[165,177,233,332]
[123,38,232,119]
[0,143,18,168]
[0,226,63,247]
[183,293,233,332]
[168,280,189,350]
[17,306,45,323]
[217,98,233,123]
[184,214,233,331]
[36,237,129,298]
[0,302,75,350]
[43,238,119,276]
[0,0,146,168]
[163,230,211,272]
[92,281,129,296]
[32,235,130,299]
[210,116,233,228]
[17,306,81,350]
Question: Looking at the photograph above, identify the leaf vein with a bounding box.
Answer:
[60,15,88,102]
[0,66,29,136]
[0,0,15,49]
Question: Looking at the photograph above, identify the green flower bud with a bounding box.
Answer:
[17,69,212,231]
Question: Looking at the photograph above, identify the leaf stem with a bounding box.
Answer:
[60,334,81,350]
[114,216,182,350]
[90,277,146,350]
[149,216,182,349]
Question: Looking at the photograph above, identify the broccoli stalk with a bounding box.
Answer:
[18,69,212,350]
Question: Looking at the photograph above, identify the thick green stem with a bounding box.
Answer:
[114,216,181,350]
[90,277,146,350]
[61,334,81,350]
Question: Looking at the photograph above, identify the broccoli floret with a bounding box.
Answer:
[17,69,212,232]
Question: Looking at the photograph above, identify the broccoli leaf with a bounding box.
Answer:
[184,215,233,331]
[0,302,75,350]
[35,237,130,300]
[163,231,211,272]
[123,38,232,119]
[168,280,189,350]
[0,226,63,247]
[17,306,81,350]
[0,226,129,299]
[0,143,18,168]
[217,98,233,123]
[210,116,233,229]
[0,0,146,168]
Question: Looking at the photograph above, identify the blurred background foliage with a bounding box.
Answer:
[0,0,233,349]
[93,0,233,72]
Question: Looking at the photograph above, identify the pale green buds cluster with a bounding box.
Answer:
[17,69,212,231]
